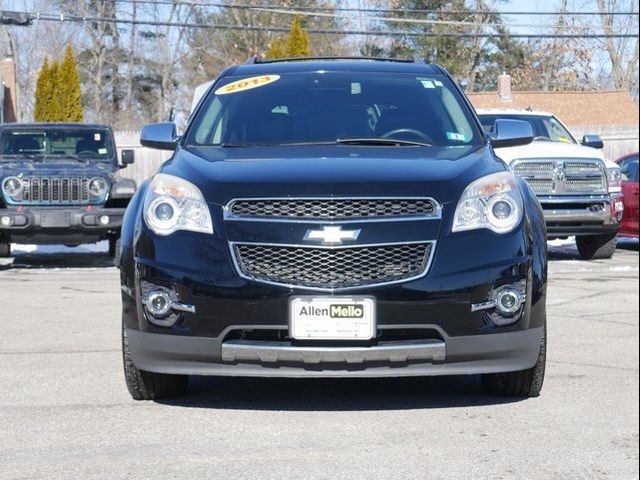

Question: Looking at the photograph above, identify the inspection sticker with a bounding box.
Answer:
[215,75,281,95]
[446,132,466,142]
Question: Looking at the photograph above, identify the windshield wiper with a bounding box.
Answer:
[0,153,43,161]
[336,138,432,147]
[41,154,90,164]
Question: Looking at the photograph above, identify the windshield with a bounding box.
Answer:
[0,127,115,161]
[186,72,483,148]
[478,114,576,144]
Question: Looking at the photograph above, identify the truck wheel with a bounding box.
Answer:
[109,237,121,266]
[482,322,546,397]
[0,241,10,257]
[122,322,188,401]
[576,233,617,260]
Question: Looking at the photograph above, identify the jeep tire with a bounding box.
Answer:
[482,321,546,397]
[122,322,188,401]
[0,241,10,258]
[576,233,617,260]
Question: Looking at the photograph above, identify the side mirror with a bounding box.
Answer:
[120,149,135,168]
[140,122,179,151]
[581,134,604,149]
[489,120,534,149]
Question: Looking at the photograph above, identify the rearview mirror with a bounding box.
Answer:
[120,149,135,168]
[140,122,179,151]
[489,120,534,149]
[581,134,604,149]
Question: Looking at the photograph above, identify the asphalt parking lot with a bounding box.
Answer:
[0,241,638,480]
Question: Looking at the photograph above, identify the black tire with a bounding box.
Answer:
[122,322,188,401]
[109,237,121,267]
[482,322,546,397]
[576,233,617,260]
[0,241,10,258]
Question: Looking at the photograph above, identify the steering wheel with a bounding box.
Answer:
[381,128,433,143]
[77,150,98,158]
[532,136,552,142]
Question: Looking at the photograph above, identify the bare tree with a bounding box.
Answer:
[596,0,639,100]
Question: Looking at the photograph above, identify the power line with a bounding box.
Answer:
[107,0,638,16]
[18,10,635,38]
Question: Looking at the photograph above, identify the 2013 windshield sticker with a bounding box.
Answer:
[215,75,281,95]
[447,132,466,142]
[418,78,443,89]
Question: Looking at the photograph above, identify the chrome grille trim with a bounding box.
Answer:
[511,158,607,195]
[224,197,442,223]
[20,176,92,205]
[230,240,437,292]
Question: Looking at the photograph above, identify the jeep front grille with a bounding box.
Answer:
[511,159,607,195]
[227,198,440,221]
[19,177,92,205]
[233,242,434,290]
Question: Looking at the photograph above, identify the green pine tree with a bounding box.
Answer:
[58,44,84,122]
[285,16,311,57]
[47,60,62,122]
[34,57,51,122]
[266,37,287,59]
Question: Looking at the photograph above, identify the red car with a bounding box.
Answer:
[616,152,639,238]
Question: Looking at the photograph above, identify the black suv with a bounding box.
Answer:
[0,123,136,261]
[120,58,548,400]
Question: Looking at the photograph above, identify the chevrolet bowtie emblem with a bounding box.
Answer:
[304,226,361,245]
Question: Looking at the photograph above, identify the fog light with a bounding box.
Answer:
[495,288,522,314]
[1,216,12,226]
[145,291,172,317]
[99,215,110,225]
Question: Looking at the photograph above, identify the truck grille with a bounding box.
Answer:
[233,242,433,290]
[20,177,92,205]
[227,198,440,221]
[511,159,607,195]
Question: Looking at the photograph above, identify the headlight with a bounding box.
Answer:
[2,176,24,198]
[452,172,523,234]
[88,177,109,197]
[607,166,622,192]
[143,173,213,236]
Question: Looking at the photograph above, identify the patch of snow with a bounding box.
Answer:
[11,241,109,255]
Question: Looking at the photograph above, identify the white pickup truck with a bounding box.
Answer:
[477,109,624,259]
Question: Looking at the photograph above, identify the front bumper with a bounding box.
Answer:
[539,193,623,237]
[0,206,125,244]
[126,326,543,377]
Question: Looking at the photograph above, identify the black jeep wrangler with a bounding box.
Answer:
[0,123,136,262]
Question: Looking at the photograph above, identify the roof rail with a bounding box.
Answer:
[253,56,416,64]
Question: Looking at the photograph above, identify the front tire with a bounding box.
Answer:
[482,322,546,397]
[122,322,188,400]
[576,233,617,260]
[0,241,10,257]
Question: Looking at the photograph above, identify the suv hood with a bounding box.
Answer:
[163,145,504,206]
[494,141,617,168]
[0,159,115,178]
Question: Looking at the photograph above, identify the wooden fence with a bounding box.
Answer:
[115,124,639,184]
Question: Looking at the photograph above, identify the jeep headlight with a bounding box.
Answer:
[607,166,622,193]
[452,172,523,234]
[88,177,109,197]
[143,173,213,236]
[2,176,24,199]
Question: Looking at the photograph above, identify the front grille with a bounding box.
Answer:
[511,159,607,195]
[233,242,433,290]
[227,198,439,221]
[20,177,92,205]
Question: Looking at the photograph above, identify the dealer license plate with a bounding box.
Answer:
[289,297,376,340]
[40,212,70,228]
